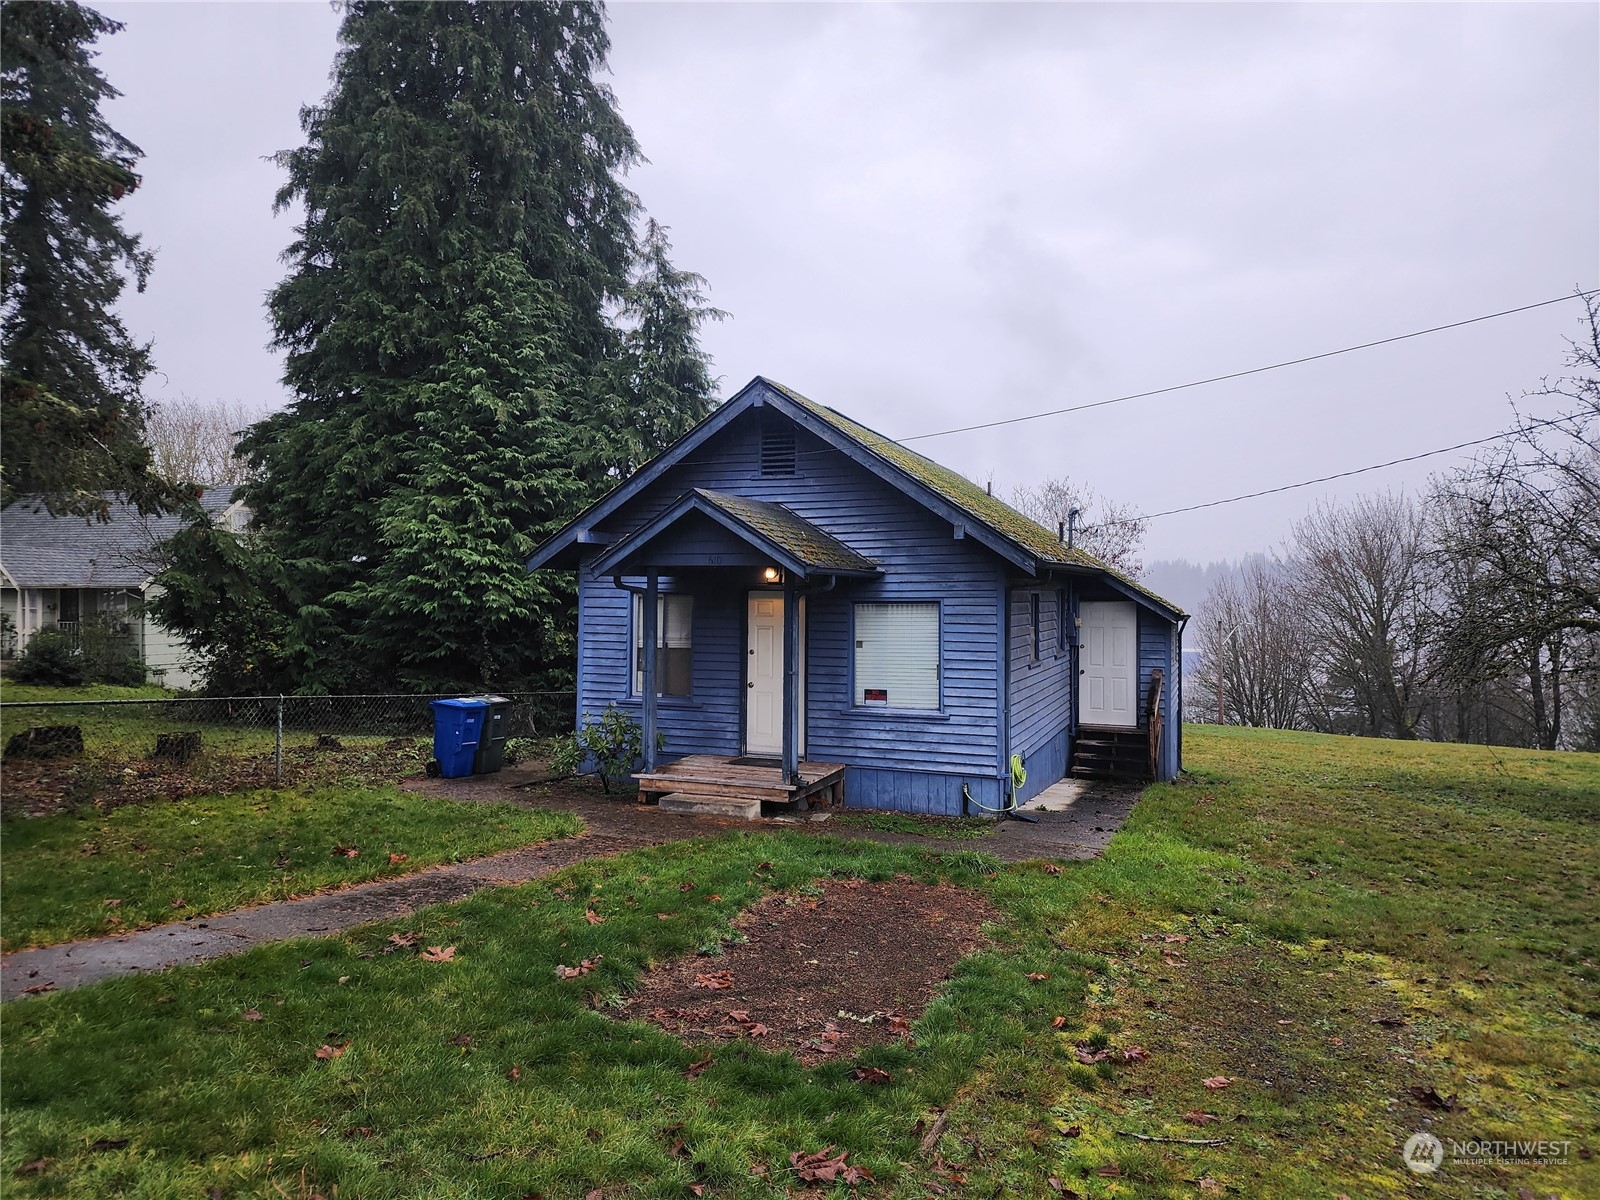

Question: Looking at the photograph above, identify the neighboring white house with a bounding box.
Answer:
[0,489,248,690]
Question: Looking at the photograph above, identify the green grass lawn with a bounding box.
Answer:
[829,810,993,839]
[1,682,335,762]
[0,787,581,951]
[0,683,179,703]
[2,728,1595,1198]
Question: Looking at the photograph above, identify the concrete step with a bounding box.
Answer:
[657,793,763,820]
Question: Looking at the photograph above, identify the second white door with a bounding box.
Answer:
[1079,600,1137,728]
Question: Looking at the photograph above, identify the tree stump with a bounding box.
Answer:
[4,725,85,760]
[153,731,203,765]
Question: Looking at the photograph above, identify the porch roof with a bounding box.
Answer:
[590,488,880,579]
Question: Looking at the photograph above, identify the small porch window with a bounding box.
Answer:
[633,593,693,697]
[854,602,939,709]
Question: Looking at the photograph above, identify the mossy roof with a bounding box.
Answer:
[691,488,879,575]
[762,379,1185,616]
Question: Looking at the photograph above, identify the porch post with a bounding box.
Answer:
[641,572,659,773]
[782,578,800,784]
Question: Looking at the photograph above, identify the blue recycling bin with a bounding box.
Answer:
[430,697,491,779]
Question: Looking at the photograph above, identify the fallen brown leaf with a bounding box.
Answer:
[1043,863,1062,875]
[693,970,734,990]
[419,945,457,963]
[1094,1163,1121,1177]
[1121,1045,1151,1062]
[1182,1111,1220,1125]
[1198,1178,1222,1194]
[851,1066,892,1085]
[21,982,55,995]
[1202,1076,1233,1090]
[789,1146,873,1186]
[388,852,408,865]
[315,1042,351,1061]
[1051,1015,1068,1029]
[554,956,602,979]
[242,1008,264,1022]
[507,1066,521,1081]
[585,909,604,925]
[331,845,359,858]
[685,1055,714,1079]
[1026,972,1050,981]
[15,1159,51,1176]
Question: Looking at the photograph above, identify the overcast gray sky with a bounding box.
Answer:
[96,1,1599,566]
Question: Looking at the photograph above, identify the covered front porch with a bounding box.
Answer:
[588,488,881,810]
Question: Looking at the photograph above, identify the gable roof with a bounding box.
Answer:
[528,378,1184,618]
[0,489,238,588]
[591,488,880,580]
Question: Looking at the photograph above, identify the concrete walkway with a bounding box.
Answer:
[1,771,1141,1001]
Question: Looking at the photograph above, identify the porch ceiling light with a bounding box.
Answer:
[762,566,783,583]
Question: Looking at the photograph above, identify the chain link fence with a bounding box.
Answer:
[0,692,576,816]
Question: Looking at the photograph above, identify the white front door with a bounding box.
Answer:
[746,593,783,754]
[746,592,804,756]
[1079,601,1137,728]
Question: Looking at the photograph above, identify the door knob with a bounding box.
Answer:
[747,681,755,688]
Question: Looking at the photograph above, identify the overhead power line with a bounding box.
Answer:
[1117,411,1587,523]
[893,289,1597,445]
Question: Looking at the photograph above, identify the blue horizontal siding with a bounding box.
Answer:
[1014,727,1069,805]
[1007,584,1073,797]
[844,767,1003,817]
[576,410,1003,778]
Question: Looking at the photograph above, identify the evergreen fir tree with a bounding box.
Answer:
[606,218,725,474]
[225,0,718,691]
[0,1,175,515]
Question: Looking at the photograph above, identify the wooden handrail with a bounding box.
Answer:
[1146,668,1165,779]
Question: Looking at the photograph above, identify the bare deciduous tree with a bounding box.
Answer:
[1010,476,1149,576]
[144,395,267,488]
[1291,493,1430,738]
[1191,557,1312,729]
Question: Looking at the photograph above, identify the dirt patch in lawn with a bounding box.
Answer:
[621,876,1000,1065]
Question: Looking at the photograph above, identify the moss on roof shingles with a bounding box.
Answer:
[762,379,1185,616]
[692,488,878,574]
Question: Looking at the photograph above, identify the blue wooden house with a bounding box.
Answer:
[528,378,1186,817]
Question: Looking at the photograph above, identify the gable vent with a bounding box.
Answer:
[760,426,797,476]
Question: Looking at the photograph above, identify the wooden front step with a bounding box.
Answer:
[1072,726,1151,782]
[657,793,762,820]
[634,773,796,801]
[634,755,847,808]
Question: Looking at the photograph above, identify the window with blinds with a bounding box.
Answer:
[853,602,940,709]
[633,593,694,697]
